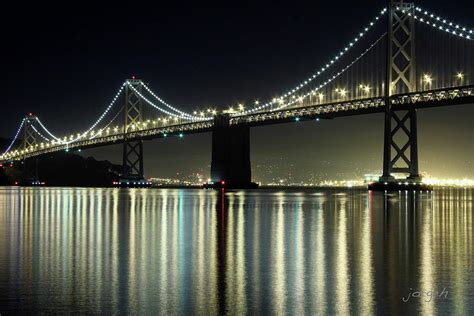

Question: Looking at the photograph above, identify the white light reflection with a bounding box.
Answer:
[291,194,306,315]
[312,196,327,314]
[334,195,350,314]
[357,193,374,314]
[270,192,287,314]
[419,192,435,315]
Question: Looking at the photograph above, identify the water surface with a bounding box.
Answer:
[0,187,472,314]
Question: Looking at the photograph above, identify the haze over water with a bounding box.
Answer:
[0,187,472,314]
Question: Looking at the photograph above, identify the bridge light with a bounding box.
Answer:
[238,104,244,110]
[422,74,432,84]
[212,110,217,115]
[295,117,300,122]
[456,72,464,80]
[254,100,259,105]
[179,133,184,138]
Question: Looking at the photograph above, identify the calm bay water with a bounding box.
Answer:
[0,187,472,314]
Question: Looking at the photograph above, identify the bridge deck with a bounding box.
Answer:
[1,85,472,162]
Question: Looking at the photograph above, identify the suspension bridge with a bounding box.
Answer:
[1,1,473,189]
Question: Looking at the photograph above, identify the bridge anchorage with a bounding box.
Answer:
[208,114,257,189]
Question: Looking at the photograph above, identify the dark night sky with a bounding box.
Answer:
[1,0,473,181]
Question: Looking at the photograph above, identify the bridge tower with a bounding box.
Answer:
[210,114,256,189]
[381,0,421,183]
[21,114,40,184]
[120,78,146,186]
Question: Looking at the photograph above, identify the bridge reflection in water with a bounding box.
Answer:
[0,188,472,314]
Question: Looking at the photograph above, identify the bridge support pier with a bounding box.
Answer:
[380,106,421,181]
[371,106,431,190]
[21,158,42,186]
[210,114,257,189]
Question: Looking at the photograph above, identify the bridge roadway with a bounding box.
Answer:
[3,85,473,162]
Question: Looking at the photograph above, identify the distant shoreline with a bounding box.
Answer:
[1,185,472,190]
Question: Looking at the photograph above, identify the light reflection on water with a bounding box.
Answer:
[0,187,472,314]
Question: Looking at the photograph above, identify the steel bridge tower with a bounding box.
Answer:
[121,79,145,184]
[381,0,420,182]
[21,115,40,183]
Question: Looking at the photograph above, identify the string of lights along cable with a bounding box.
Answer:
[236,7,388,115]
[414,6,473,39]
[0,4,472,163]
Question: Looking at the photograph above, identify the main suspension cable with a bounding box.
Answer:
[126,82,212,120]
[34,83,126,144]
[140,82,198,120]
[0,118,26,156]
[240,7,388,114]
